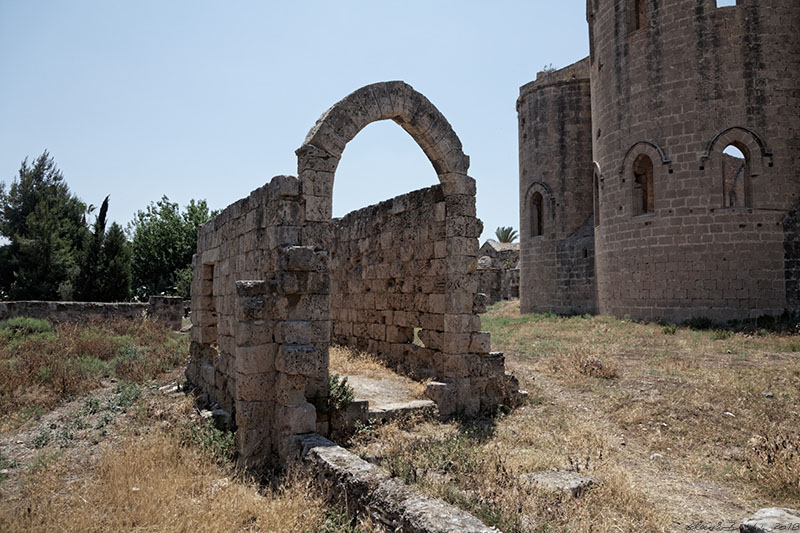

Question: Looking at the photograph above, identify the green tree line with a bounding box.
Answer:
[0,151,216,302]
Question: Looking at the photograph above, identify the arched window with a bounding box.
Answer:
[632,154,654,215]
[531,191,544,237]
[722,144,749,207]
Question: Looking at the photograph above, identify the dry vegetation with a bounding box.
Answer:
[0,317,188,428]
[0,317,374,533]
[330,344,428,400]
[349,301,800,532]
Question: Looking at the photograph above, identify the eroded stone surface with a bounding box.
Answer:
[739,508,800,533]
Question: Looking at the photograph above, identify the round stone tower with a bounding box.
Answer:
[517,58,596,315]
[589,0,800,321]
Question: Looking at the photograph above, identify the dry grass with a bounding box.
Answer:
[0,427,333,533]
[347,302,799,530]
[483,300,800,504]
[351,412,671,532]
[330,344,398,378]
[0,317,188,425]
[0,376,377,532]
[330,344,427,399]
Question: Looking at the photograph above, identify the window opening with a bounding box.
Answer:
[716,0,736,7]
[722,144,748,207]
[531,192,544,236]
[632,154,654,215]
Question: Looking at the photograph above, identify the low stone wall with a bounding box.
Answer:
[0,296,183,331]
[299,433,497,533]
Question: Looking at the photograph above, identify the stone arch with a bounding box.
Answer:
[523,182,555,238]
[296,81,472,222]
[619,141,670,217]
[700,126,773,208]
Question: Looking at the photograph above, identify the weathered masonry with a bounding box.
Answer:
[519,0,800,322]
[186,81,523,468]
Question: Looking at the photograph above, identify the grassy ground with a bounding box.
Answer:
[349,301,800,532]
[0,316,188,429]
[0,317,375,533]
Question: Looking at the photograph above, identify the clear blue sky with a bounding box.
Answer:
[0,1,589,244]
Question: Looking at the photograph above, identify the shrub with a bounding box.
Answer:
[662,323,678,335]
[328,373,354,412]
[0,317,52,337]
[711,329,734,340]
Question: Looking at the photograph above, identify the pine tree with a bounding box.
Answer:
[0,152,87,300]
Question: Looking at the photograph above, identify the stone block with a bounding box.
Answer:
[276,344,319,375]
[270,174,300,197]
[276,320,330,344]
[235,372,273,402]
[417,328,442,350]
[305,194,332,222]
[236,427,271,463]
[445,194,476,217]
[469,333,491,354]
[740,508,800,533]
[444,314,481,333]
[519,470,595,498]
[439,173,476,197]
[235,344,277,374]
[425,381,457,417]
[275,372,308,406]
[277,401,317,434]
[236,401,270,428]
[281,246,328,272]
[235,320,274,346]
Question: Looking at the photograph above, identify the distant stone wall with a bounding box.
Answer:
[0,297,182,330]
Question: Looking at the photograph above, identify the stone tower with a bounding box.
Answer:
[517,58,596,315]
[520,0,800,322]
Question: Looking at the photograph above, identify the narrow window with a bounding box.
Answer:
[722,144,748,207]
[531,192,544,237]
[634,0,647,30]
[716,0,736,7]
[593,171,601,226]
[632,154,654,215]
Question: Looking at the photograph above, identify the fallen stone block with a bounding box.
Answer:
[519,469,595,497]
[739,508,800,533]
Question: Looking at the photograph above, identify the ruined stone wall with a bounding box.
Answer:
[588,0,800,322]
[186,176,328,466]
[187,81,524,468]
[0,297,182,330]
[518,57,596,314]
[329,184,518,416]
[331,185,451,379]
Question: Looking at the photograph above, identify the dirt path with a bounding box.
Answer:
[507,359,756,530]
